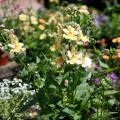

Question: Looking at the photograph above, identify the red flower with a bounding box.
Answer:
[0,49,9,66]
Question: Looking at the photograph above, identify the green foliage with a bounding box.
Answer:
[0,95,24,120]
[0,1,120,120]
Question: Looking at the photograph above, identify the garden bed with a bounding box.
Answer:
[0,0,120,120]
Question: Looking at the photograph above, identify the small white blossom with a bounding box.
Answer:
[82,56,92,68]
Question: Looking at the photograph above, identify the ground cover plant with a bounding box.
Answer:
[0,0,120,120]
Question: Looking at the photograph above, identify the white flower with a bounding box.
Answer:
[82,56,92,68]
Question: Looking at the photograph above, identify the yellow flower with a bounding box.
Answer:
[23,25,29,31]
[19,14,28,21]
[66,47,83,65]
[81,35,89,42]
[79,5,89,15]
[66,46,92,67]
[78,35,89,44]
[50,0,59,3]
[38,25,45,30]
[112,37,120,43]
[50,43,60,51]
[30,16,38,25]
[8,41,26,53]
[39,19,46,24]
[102,55,109,60]
[63,25,80,41]
[39,33,47,40]
[112,38,118,43]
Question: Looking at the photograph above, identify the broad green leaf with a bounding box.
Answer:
[74,83,93,101]
[73,114,81,120]
[80,94,90,111]
[99,60,109,68]
[104,90,119,95]
[108,99,116,106]
[62,107,74,115]
[106,68,117,72]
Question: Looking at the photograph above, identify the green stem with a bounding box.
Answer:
[97,106,99,120]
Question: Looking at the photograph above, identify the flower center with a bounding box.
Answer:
[15,43,20,49]
[67,32,74,37]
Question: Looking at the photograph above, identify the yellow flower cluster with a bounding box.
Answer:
[8,33,26,53]
[19,13,38,25]
[66,47,92,68]
[8,41,26,53]
[63,24,89,44]
[18,12,39,35]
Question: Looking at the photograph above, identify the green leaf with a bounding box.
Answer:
[73,114,81,120]
[80,94,90,111]
[62,107,74,115]
[99,60,109,68]
[28,63,38,72]
[104,90,119,95]
[19,68,29,77]
[106,68,116,72]
[108,99,116,106]
[45,70,62,94]
[36,56,40,63]
[89,110,114,120]
[62,108,81,120]
[74,83,93,101]
[38,115,50,120]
